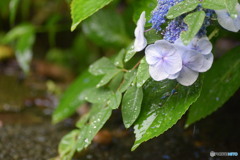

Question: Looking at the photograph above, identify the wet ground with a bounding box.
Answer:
[0,60,240,160]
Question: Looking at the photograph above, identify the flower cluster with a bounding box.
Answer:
[150,0,183,31]
[133,2,240,86]
[134,11,213,86]
[144,37,213,86]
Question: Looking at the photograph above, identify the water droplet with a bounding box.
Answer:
[85,139,89,143]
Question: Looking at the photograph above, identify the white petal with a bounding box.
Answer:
[183,50,204,72]
[168,72,180,80]
[149,62,169,81]
[134,34,147,52]
[174,38,184,46]
[134,11,147,52]
[195,37,212,55]
[145,44,162,65]
[177,66,199,86]
[154,40,176,56]
[174,46,204,72]
[162,52,182,74]
[198,53,214,72]
[215,10,240,32]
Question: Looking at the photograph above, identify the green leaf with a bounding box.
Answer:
[2,24,34,43]
[133,0,157,27]
[71,0,114,31]
[180,11,206,45]
[81,87,121,109]
[82,9,130,48]
[96,69,121,88]
[52,71,102,123]
[114,49,125,68]
[9,0,20,26]
[2,24,35,73]
[186,47,240,126]
[119,70,137,93]
[76,104,112,151]
[136,58,150,88]
[58,130,79,160]
[145,29,162,44]
[89,57,117,76]
[132,78,203,150]
[80,88,113,104]
[15,27,35,74]
[76,114,90,129]
[122,85,143,128]
[224,0,238,18]
[109,72,124,91]
[167,0,199,19]
[124,43,137,62]
[201,0,226,10]
[108,91,122,109]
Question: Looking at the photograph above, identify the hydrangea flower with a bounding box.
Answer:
[145,40,182,81]
[172,37,214,86]
[215,3,240,32]
[134,11,147,52]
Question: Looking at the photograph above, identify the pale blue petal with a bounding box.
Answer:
[183,51,204,72]
[198,53,214,72]
[177,66,199,86]
[154,40,176,56]
[149,62,169,81]
[162,52,182,74]
[145,44,163,65]
[134,11,147,52]
[195,37,212,55]
[215,10,240,32]
[168,72,180,80]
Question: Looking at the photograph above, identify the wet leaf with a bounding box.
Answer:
[108,91,122,109]
[109,72,124,91]
[114,49,125,68]
[76,104,112,151]
[53,71,102,123]
[71,0,114,31]
[80,87,121,109]
[89,57,117,76]
[96,69,121,88]
[167,0,199,19]
[180,11,205,45]
[122,85,143,128]
[132,78,203,150]
[80,88,113,104]
[136,58,150,88]
[224,0,238,18]
[124,43,137,63]
[58,130,79,160]
[186,46,240,126]
[82,9,130,48]
[201,0,226,10]
[119,70,137,93]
